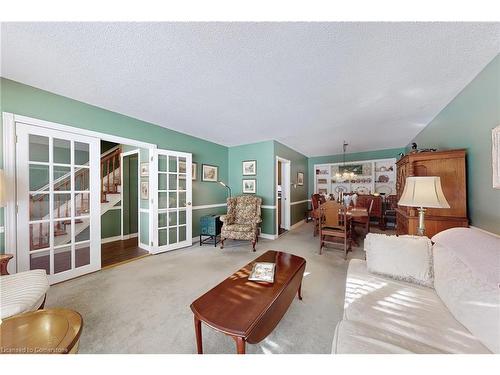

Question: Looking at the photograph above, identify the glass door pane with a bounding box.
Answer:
[17,122,100,284]
[154,150,192,253]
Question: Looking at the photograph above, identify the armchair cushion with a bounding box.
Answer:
[223,224,254,232]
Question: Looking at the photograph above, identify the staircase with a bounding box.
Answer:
[30,146,122,250]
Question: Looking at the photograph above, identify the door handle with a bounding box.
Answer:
[187,202,192,206]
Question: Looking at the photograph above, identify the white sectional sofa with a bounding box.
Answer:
[332,227,500,354]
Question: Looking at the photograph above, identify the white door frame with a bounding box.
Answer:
[16,123,101,284]
[120,149,140,241]
[150,149,193,254]
[2,112,157,274]
[275,156,291,235]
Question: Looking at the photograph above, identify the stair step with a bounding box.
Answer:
[54,230,67,237]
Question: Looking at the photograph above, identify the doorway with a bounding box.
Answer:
[100,147,148,268]
[276,157,291,236]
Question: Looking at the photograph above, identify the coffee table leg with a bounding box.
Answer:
[234,336,246,354]
[298,282,303,300]
[194,316,203,354]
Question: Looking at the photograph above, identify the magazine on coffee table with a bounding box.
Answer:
[248,262,275,283]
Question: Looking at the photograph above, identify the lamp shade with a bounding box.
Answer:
[398,176,450,208]
[0,169,5,207]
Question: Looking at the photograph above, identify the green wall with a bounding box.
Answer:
[410,54,500,235]
[122,154,139,236]
[0,77,229,250]
[308,147,406,203]
[0,78,229,206]
[226,140,309,235]
[228,140,275,234]
[274,141,309,226]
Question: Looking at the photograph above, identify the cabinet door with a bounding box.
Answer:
[396,159,410,215]
[413,156,466,218]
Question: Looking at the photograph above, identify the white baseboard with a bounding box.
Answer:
[260,233,278,240]
[101,233,138,244]
[101,235,123,244]
[139,242,153,252]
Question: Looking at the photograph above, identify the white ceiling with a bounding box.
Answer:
[1,22,499,156]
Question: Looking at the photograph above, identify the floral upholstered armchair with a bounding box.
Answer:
[220,195,262,251]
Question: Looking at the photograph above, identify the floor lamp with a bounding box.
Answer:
[398,176,450,236]
[218,181,232,198]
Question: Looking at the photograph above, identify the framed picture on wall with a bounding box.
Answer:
[202,164,218,182]
[242,179,256,194]
[242,160,257,175]
[493,125,500,189]
[297,172,304,186]
[140,181,149,199]
[140,162,149,177]
[192,162,197,180]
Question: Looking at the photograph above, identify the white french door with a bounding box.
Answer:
[16,123,101,284]
[150,149,192,253]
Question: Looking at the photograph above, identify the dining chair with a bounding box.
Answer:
[319,201,352,259]
[311,193,326,236]
[352,198,374,236]
[383,194,398,229]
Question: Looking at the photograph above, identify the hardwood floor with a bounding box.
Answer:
[101,237,149,268]
[278,227,288,235]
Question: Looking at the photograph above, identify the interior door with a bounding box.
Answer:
[151,149,192,253]
[16,123,101,284]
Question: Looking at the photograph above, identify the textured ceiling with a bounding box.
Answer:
[1,22,499,156]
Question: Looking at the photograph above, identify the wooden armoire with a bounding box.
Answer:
[395,149,468,238]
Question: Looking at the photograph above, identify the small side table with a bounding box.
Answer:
[0,308,83,354]
[0,254,14,276]
[200,214,222,247]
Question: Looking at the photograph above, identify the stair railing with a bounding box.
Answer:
[29,147,122,250]
[100,148,121,203]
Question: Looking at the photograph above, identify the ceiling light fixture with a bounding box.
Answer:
[335,141,356,181]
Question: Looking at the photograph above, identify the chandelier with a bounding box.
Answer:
[335,141,356,180]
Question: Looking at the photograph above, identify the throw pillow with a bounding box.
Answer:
[365,233,433,287]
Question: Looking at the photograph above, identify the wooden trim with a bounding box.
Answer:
[396,149,467,166]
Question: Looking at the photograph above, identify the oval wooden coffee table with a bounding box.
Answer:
[0,308,83,354]
[190,250,306,354]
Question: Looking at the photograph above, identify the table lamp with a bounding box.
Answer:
[398,176,450,236]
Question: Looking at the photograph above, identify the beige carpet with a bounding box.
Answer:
[47,222,379,354]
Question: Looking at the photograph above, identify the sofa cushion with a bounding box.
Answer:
[365,233,433,287]
[332,320,443,354]
[343,259,490,353]
[0,269,49,319]
[432,227,499,289]
[433,242,500,354]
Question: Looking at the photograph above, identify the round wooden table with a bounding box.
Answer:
[0,308,83,354]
